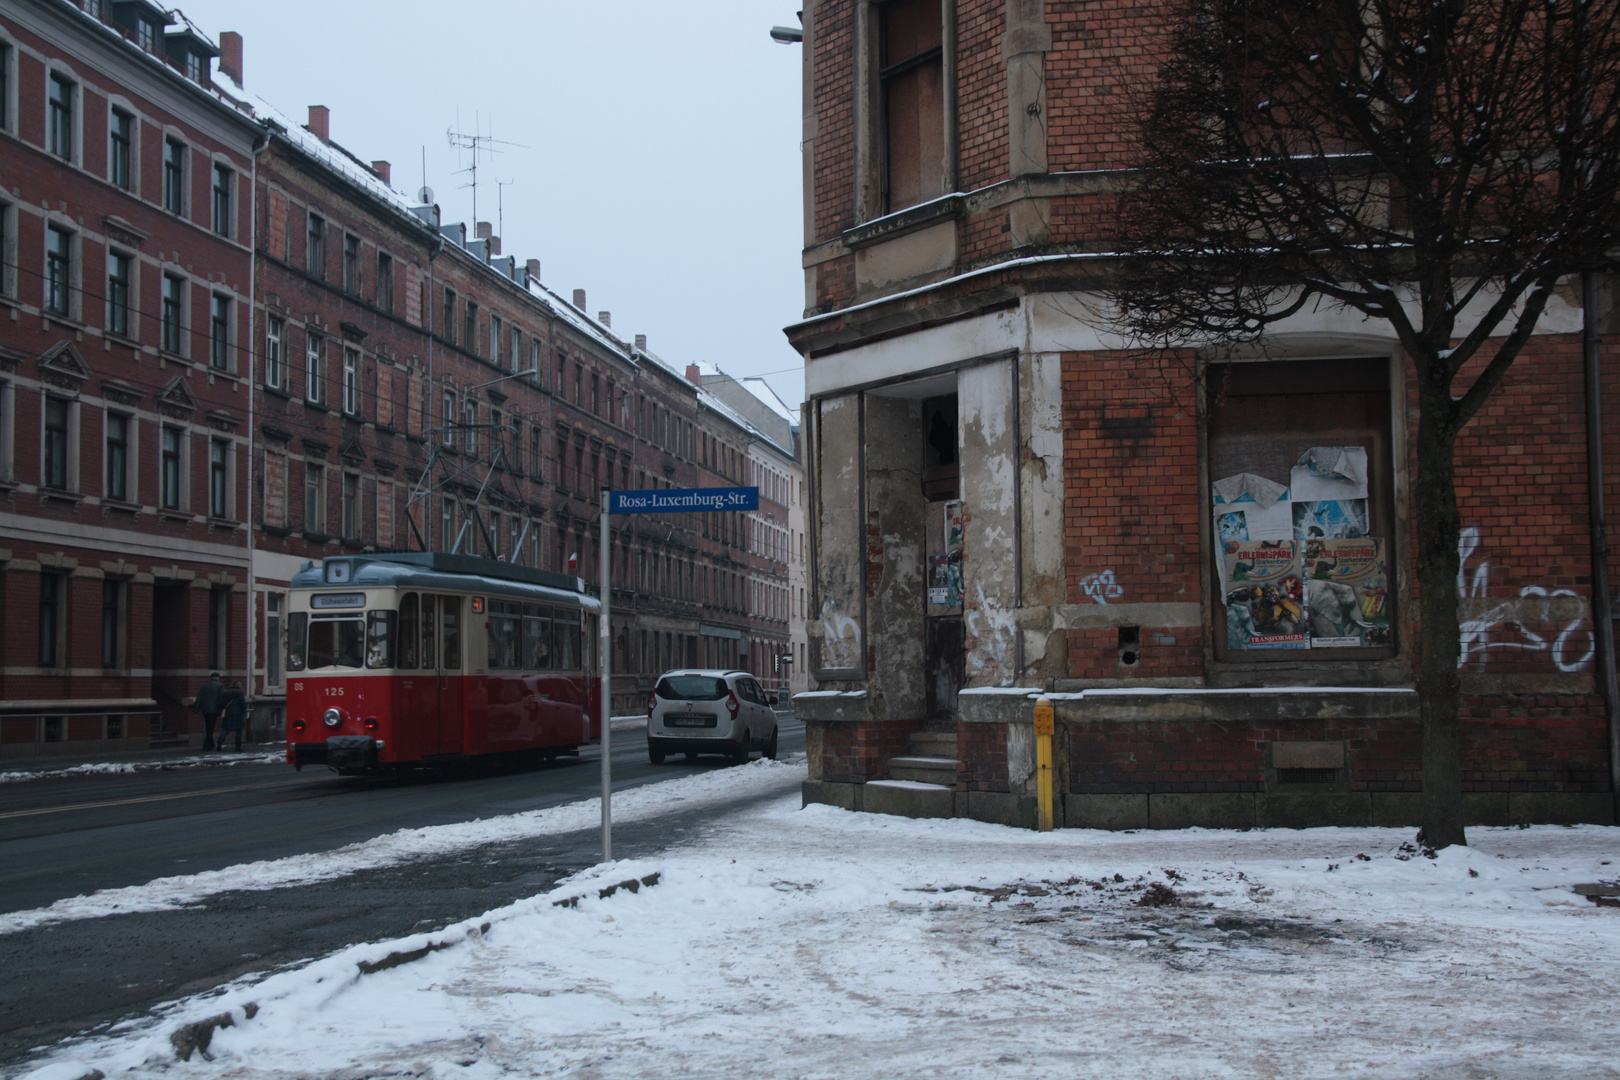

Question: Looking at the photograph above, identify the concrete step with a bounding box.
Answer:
[909,731,958,758]
[863,779,954,819]
[887,755,959,786]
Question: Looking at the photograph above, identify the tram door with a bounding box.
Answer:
[400,593,465,757]
[435,595,465,754]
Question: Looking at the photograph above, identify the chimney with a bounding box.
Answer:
[371,160,391,185]
[635,334,648,351]
[306,105,330,141]
[685,364,701,385]
[218,31,243,86]
[476,221,493,239]
[486,235,501,257]
[525,258,541,285]
[598,311,611,328]
[572,289,586,311]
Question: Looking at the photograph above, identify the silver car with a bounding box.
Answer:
[646,669,779,765]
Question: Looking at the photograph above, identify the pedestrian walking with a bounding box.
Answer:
[220,682,247,752]
[195,672,224,750]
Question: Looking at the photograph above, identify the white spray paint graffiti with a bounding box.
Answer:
[1080,570,1125,605]
[819,597,862,668]
[1456,527,1594,672]
[965,582,1021,687]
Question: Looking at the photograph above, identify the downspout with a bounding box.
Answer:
[426,223,443,549]
[1585,270,1620,824]
[244,125,269,726]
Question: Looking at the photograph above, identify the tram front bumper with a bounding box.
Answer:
[326,735,382,771]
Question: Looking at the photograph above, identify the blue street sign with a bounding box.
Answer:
[608,486,759,514]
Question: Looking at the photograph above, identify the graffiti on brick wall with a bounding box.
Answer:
[819,597,862,669]
[1080,570,1125,605]
[1457,527,1593,672]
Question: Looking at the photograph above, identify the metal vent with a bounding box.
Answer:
[1277,767,1339,784]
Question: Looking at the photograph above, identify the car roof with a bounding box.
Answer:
[659,669,750,679]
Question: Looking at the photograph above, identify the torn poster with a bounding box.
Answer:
[1222,539,1308,650]
[1213,473,1293,590]
[1293,498,1370,540]
[1303,537,1391,647]
[1290,445,1369,502]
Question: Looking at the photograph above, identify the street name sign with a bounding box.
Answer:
[609,486,759,514]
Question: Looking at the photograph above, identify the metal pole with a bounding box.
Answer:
[1584,272,1620,825]
[600,487,613,861]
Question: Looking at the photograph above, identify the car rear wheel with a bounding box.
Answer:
[764,725,779,761]
[648,746,666,764]
[684,751,699,762]
[731,732,751,765]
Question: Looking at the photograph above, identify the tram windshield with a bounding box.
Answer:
[288,612,364,670]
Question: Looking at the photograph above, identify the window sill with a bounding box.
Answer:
[158,508,193,524]
[158,351,192,367]
[302,401,332,414]
[207,516,242,531]
[341,411,365,423]
[261,524,293,537]
[263,384,292,400]
[302,531,332,543]
[340,538,367,551]
[102,498,142,515]
[39,487,85,506]
[840,191,969,251]
[105,331,141,349]
[206,366,241,384]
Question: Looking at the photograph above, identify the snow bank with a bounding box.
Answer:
[17,791,1620,1080]
[0,752,283,785]
[0,758,802,936]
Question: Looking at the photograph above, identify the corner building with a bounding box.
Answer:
[787,0,1618,827]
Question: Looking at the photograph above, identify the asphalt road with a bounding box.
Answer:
[0,715,805,1067]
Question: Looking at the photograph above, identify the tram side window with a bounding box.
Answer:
[421,596,437,670]
[523,604,553,669]
[287,611,308,671]
[308,615,364,669]
[488,600,521,669]
[367,610,395,669]
[398,593,419,669]
[554,609,580,671]
[585,614,598,672]
[442,596,462,670]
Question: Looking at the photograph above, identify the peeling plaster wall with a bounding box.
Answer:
[960,360,1022,686]
[865,396,928,723]
[1020,349,1069,681]
[814,395,865,675]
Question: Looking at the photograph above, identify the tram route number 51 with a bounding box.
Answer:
[596,486,759,862]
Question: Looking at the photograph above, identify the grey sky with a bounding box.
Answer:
[174,0,808,412]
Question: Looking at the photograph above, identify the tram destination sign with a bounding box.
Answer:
[608,486,758,514]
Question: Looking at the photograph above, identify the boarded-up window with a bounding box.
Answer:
[377,363,395,429]
[405,264,423,326]
[264,450,287,528]
[266,189,288,261]
[880,0,945,213]
[406,369,422,438]
[1207,358,1396,662]
[377,483,395,548]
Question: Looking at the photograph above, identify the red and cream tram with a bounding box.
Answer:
[285,552,601,773]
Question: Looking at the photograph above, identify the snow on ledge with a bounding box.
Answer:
[794,690,868,699]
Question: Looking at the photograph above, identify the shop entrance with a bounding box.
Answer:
[922,393,964,727]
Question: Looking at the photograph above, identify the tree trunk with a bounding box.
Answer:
[1414,387,1468,848]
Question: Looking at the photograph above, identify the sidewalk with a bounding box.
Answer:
[0,743,285,783]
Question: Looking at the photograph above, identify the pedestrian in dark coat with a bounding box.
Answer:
[195,673,224,750]
[220,682,247,752]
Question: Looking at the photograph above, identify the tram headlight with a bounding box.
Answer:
[323,708,342,728]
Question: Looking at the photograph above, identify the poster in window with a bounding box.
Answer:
[928,500,965,606]
[1304,537,1391,647]
[1292,497,1370,540]
[1222,539,1307,649]
[1212,472,1292,592]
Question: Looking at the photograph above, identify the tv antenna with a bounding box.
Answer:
[495,176,515,238]
[447,111,526,227]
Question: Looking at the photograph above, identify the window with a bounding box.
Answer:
[463,398,477,454]
[101,579,122,668]
[107,252,131,337]
[105,411,129,502]
[442,287,456,344]
[342,347,360,415]
[0,201,11,297]
[306,332,324,403]
[212,164,232,236]
[512,328,522,373]
[491,408,504,463]
[109,109,132,190]
[163,138,185,214]
[304,461,325,534]
[341,472,358,538]
[877,0,945,214]
[442,496,456,549]
[266,593,284,685]
[491,314,503,366]
[464,301,478,354]
[209,294,230,370]
[48,73,74,160]
[342,233,359,293]
[0,42,9,131]
[43,396,69,489]
[376,251,393,313]
[46,226,71,316]
[556,351,566,394]
[136,17,156,52]
[38,573,63,668]
[209,438,228,518]
[160,425,181,509]
[161,274,182,353]
[530,425,542,479]
[265,316,284,389]
[307,214,325,278]
[591,375,600,416]
[1207,359,1396,661]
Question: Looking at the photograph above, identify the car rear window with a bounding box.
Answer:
[656,676,729,701]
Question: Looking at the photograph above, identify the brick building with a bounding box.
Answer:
[1,1,808,757]
[0,0,261,759]
[787,0,1618,827]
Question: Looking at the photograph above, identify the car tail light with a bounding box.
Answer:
[293,718,306,732]
[364,717,379,731]
[727,691,740,719]
[647,694,657,719]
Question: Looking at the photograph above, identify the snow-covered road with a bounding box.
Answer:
[15,760,1620,1080]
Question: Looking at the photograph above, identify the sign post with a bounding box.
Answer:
[598,485,759,863]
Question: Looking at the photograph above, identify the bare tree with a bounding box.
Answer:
[1111,0,1620,846]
